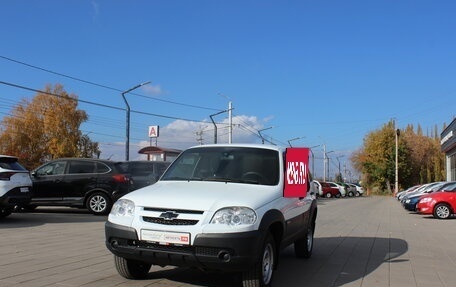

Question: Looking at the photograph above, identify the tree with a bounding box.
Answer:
[0,84,99,169]
[351,120,445,193]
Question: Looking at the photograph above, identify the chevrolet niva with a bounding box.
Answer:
[105,144,318,287]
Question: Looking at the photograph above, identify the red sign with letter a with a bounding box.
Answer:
[284,148,310,198]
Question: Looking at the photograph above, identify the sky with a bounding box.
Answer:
[1,0,455,180]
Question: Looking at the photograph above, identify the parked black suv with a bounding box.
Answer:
[120,161,170,190]
[29,158,132,215]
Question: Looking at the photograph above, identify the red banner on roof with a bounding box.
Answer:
[284,148,310,198]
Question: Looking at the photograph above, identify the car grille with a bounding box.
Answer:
[141,207,204,226]
[142,216,199,225]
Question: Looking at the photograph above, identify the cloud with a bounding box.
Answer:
[91,1,100,20]
[98,114,270,161]
[143,84,163,95]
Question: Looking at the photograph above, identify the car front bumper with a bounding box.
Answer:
[105,221,264,272]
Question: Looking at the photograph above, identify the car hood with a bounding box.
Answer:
[122,180,280,212]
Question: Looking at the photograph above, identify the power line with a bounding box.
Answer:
[0,80,211,124]
[0,55,222,112]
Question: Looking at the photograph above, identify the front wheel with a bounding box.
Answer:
[325,192,332,198]
[242,233,275,287]
[0,207,12,218]
[433,203,452,219]
[114,255,151,279]
[86,192,112,215]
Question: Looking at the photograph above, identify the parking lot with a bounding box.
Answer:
[1,196,456,287]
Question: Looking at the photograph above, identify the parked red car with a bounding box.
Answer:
[320,181,343,198]
[416,182,456,219]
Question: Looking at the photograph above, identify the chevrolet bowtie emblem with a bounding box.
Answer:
[159,211,179,220]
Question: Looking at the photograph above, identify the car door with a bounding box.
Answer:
[31,160,67,203]
[62,160,97,204]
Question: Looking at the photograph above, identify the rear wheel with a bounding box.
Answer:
[433,203,452,219]
[114,255,151,279]
[242,232,275,287]
[86,192,112,215]
[294,221,314,258]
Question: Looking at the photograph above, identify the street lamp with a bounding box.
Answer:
[324,150,334,181]
[258,126,273,144]
[336,155,345,180]
[395,128,400,196]
[309,144,322,178]
[209,110,228,144]
[287,136,305,147]
[121,81,151,161]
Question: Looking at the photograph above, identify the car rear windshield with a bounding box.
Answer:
[0,157,27,171]
[161,147,279,186]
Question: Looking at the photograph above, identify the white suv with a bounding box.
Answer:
[105,144,318,286]
[0,155,32,218]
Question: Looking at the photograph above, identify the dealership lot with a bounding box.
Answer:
[2,196,456,287]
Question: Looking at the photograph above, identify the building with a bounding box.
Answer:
[441,118,456,181]
[138,146,181,162]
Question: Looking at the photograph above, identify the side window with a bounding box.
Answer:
[68,161,96,174]
[96,162,111,173]
[36,161,66,176]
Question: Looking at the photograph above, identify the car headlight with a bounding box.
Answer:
[210,207,257,226]
[405,199,411,203]
[110,199,135,217]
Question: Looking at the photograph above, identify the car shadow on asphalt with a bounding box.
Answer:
[0,207,107,228]
[130,236,408,287]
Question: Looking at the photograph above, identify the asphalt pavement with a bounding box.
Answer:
[1,196,456,287]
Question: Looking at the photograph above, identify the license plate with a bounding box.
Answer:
[20,187,29,193]
[141,230,190,245]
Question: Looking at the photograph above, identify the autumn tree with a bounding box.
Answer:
[351,120,445,193]
[0,84,99,169]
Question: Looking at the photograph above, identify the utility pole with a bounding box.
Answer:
[228,101,233,144]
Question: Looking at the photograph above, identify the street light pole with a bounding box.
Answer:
[395,128,400,196]
[309,144,321,178]
[209,110,227,144]
[258,126,273,144]
[121,81,151,161]
[287,136,305,147]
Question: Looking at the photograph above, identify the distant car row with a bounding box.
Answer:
[312,180,364,198]
[396,181,456,219]
[0,156,170,217]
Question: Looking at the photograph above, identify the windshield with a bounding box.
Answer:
[161,146,280,185]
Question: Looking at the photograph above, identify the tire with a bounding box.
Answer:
[433,203,452,219]
[0,207,12,218]
[355,192,361,197]
[325,192,332,198]
[294,221,314,258]
[242,233,275,287]
[86,192,112,215]
[335,192,341,198]
[114,255,151,279]
[348,192,354,197]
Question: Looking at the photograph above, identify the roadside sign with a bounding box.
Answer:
[149,125,159,138]
[284,147,310,198]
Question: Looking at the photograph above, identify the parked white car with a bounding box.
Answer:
[0,155,32,218]
[105,144,318,286]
